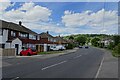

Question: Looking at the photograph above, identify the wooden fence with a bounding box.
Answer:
[0,48,16,56]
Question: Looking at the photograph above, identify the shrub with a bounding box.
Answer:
[112,43,120,57]
[66,43,74,49]
[107,42,115,50]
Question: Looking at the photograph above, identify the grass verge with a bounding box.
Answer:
[38,51,64,55]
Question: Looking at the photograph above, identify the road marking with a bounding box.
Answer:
[11,77,19,80]
[41,61,67,70]
[73,55,82,59]
[95,56,104,78]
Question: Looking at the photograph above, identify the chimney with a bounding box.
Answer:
[19,21,22,26]
[46,31,49,34]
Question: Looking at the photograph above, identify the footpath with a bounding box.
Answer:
[96,48,118,78]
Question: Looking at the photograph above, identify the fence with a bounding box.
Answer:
[0,48,16,57]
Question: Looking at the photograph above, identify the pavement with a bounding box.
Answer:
[1,46,119,79]
[95,48,118,78]
[16,48,78,59]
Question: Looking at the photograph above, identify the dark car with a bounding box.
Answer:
[85,46,89,48]
[79,46,83,48]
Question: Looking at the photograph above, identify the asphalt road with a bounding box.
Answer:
[2,47,105,79]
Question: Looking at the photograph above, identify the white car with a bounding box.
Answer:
[50,45,66,51]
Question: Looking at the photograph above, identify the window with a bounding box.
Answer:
[37,36,40,40]
[11,31,16,37]
[54,39,56,42]
[48,37,53,42]
[29,34,36,40]
[0,29,3,35]
[19,32,27,38]
[0,44,5,48]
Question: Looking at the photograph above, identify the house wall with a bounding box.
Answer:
[0,29,8,44]
[44,44,47,52]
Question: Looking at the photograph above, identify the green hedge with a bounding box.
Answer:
[65,43,74,49]
[112,43,120,57]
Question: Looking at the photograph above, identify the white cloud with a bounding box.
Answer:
[19,2,35,11]
[62,9,118,28]
[0,0,11,9]
[23,22,79,35]
[1,2,52,22]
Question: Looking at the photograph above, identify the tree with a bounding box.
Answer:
[91,37,100,47]
[75,36,87,45]
[113,35,120,45]
[69,36,74,40]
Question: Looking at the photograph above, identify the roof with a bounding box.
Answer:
[54,36,68,43]
[0,20,37,35]
[39,32,54,38]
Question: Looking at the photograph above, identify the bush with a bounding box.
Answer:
[66,43,74,49]
[107,42,115,50]
[112,43,120,57]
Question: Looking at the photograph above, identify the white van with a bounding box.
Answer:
[50,45,66,51]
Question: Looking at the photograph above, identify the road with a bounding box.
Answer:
[2,47,105,79]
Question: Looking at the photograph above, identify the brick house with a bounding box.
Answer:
[37,31,58,52]
[0,20,40,55]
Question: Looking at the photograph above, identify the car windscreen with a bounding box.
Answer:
[31,49,36,52]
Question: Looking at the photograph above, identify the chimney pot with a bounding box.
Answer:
[19,21,22,26]
[47,31,49,34]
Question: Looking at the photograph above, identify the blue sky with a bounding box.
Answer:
[1,1,118,36]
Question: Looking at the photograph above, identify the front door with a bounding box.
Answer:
[15,44,19,55]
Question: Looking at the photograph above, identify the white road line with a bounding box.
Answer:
[11,77,19,80]
[95,57,104,78]
[74,55,82,59]
[41,61,67,70]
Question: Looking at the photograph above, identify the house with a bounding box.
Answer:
[0,20,40,55]
[54,35,68,46]
[98,38,114,47]
[37,31,58,52]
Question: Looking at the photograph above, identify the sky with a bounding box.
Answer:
[0,0,119,36]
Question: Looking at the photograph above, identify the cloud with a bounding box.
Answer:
[23,22,79,35]
[62,9,118,28]
[1,2,52,22]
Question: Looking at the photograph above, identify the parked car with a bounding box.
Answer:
[84,46,89,49]
[79,46,83,48]
[20,48,37,56]
[50,45,66,51]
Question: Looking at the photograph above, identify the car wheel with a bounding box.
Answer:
[27,53,31,56]
[20,53,22,56]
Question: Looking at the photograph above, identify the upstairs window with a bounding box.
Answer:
[19,32,27,38]
[37,36,40,40]
[11,31,16,37]
[29,34,36,40]
[0,29,3,35]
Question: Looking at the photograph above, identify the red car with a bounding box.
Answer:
[20,48,37,56]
